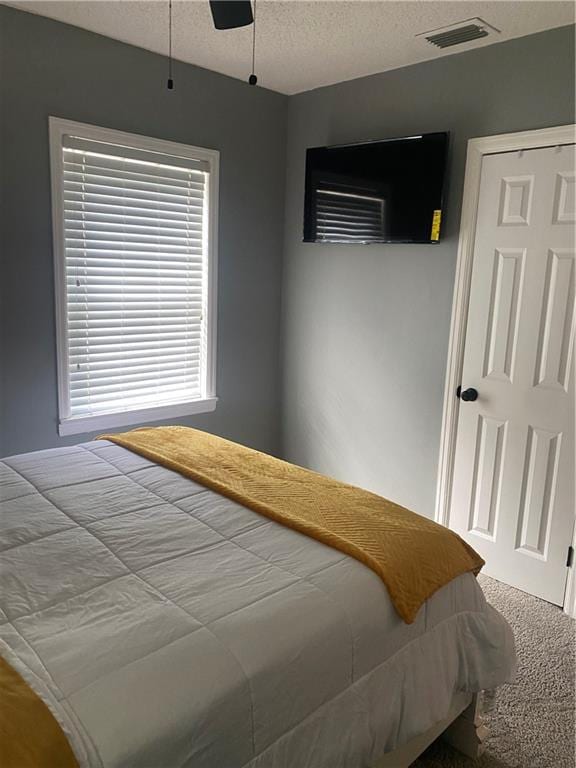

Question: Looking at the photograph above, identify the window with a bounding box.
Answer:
[50,118,218,436]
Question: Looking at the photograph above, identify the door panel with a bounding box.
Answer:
[516,426,560,557]
[468,415,506,540]
[483,248,524,382]
[534,249,574,390]
[449,144,575,605]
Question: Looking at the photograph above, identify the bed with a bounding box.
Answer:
[0,436,516,767]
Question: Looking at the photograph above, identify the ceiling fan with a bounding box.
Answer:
[167,1,258,90]
[209,0,258,85]
[209,0,254,30]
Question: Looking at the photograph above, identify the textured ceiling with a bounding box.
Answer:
[4,0,575,94]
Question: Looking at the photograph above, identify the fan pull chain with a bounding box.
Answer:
[249,0,257,85]
[167,0,174,90]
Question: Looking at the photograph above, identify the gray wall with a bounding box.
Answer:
[0,5,288,458]
[1,7,575,517]
[282,26,575,518]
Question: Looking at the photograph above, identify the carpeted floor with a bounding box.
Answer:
[413,574,575,768]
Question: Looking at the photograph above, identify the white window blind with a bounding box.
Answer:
[51,120,218,434]
[315,187,385,242]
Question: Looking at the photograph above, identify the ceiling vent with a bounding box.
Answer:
[417,18,500,49]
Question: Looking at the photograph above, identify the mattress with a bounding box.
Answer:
[0,440,516,768]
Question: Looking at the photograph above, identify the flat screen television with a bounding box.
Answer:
[303,132,448,244]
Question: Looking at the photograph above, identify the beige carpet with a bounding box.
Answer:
[413,574,575,768]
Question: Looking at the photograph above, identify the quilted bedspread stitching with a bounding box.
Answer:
[0,443,515,768]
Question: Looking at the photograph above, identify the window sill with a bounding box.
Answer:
[58,397,218,437]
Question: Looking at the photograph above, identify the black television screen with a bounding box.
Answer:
[303,132,448,244]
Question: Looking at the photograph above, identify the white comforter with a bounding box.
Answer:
[0,440,516,768]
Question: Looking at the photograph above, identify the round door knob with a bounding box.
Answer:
[460,387,478,402]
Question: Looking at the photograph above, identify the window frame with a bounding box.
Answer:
[49,117,219,437]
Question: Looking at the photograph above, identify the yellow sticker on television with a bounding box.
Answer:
[431,209,442,241]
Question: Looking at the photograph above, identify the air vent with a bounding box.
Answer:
[417,18,500,50]
[427,24,488,48]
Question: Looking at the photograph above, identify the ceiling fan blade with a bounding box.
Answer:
[209,0,254,30]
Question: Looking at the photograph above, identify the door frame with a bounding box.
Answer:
[434,124,576,616]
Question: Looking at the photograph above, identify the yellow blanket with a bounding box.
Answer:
[101,426,483,623]
[0,657,78,768]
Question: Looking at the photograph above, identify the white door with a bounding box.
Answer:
[449,143,575,605]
